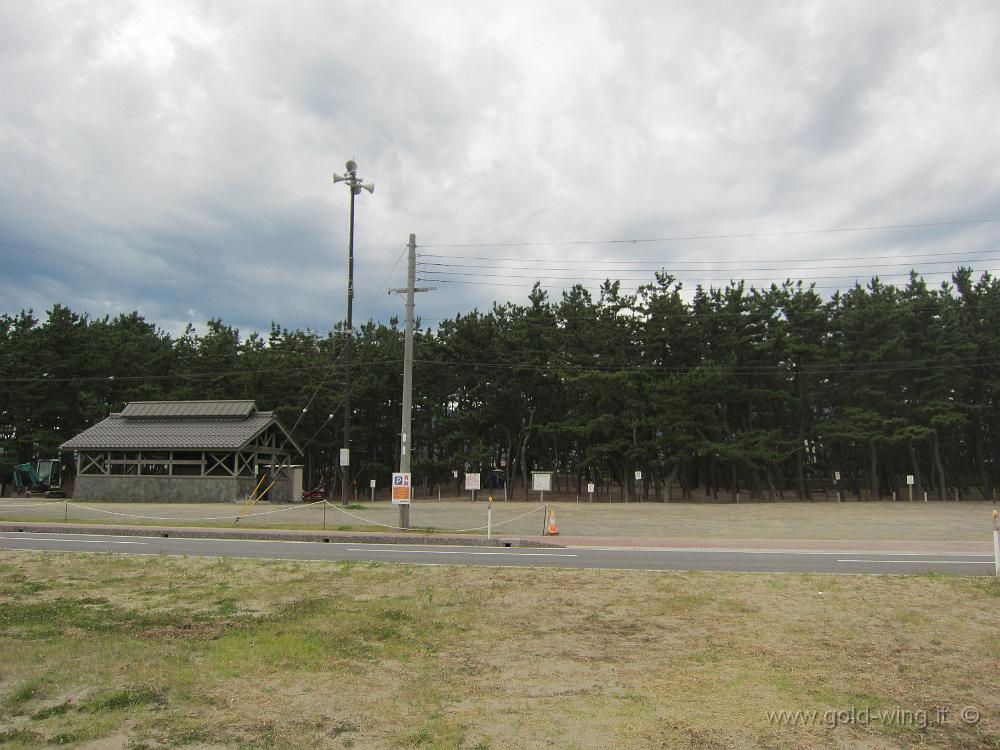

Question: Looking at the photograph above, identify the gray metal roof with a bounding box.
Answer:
[120,400,256,419]
[61,402,301,453]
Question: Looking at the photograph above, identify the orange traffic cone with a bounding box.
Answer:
[547,508,559,536]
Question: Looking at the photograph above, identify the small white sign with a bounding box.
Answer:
[532,472,552,492]
[634,470,642,481]
[339,448,350,467]
[834,471,841,481]
[369,479,376,489]
[465,473,481,491]
[587,482,595,494]
[453,470,459,479]
[906,475,915,485]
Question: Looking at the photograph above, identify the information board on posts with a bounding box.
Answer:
[532,472,552,492]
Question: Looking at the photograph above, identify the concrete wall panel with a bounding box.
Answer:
[72,475,291,503]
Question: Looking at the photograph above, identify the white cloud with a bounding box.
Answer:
[2,0,1000,334]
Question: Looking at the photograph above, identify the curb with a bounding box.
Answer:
[0,521,564,549]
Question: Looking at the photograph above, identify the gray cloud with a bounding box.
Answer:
[2,0,1000,335]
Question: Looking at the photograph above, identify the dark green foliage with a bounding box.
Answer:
[2,268,999,500]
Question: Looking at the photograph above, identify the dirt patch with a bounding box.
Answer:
[143,621,232,640]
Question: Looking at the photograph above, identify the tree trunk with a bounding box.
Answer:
[931,429,947,501]
[908,440,924,501]
[518,408,535,500]
[664,462,679,502]
[974,424,993,500]
[869,437,879,501]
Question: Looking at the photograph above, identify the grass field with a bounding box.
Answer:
[1,552,998,749]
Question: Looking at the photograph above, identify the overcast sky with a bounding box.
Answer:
[3,1,1000,337]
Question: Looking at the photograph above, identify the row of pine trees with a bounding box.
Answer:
[2,268,998,501]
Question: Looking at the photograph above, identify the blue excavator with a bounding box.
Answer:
[11,459,64,497]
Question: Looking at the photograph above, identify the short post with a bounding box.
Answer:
[542,504,549,536]
[923,491,927,503]
[64,500,68,523]
[993,509,999,577]
[370,479,375,503]
[323,500,327,530]
[487,495,493,540]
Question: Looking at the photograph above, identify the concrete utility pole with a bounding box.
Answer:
[390,234,433,528]
[332,160,374,506]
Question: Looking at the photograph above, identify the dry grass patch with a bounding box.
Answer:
[0,552,997,749]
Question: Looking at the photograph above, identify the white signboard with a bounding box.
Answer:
[369,479,376,489]
[464,473,481,491]
[391,472,411,504]
[834,471,841,481]
[587,482,595,494]
[453,470,459,479]
[634,470,642,481]
[532,472,552,492]
[906,475,914,486]
[339,448,350,467]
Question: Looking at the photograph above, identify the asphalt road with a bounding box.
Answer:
[1,530,996,575]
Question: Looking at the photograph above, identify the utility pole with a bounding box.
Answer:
[390,234,433,528]
[332,160,374,506]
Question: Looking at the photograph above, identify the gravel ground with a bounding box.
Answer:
[0,496,994,542]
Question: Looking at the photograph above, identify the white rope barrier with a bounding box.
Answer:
[63,499,328,522]
[324,502,416,530]
[324,501,547,533]
[5,498,547,535]
[445,505,547,533]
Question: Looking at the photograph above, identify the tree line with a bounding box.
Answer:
[1,267,998,502]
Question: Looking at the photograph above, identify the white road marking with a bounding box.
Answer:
[346,547,577,557]
[0,534,146,545]
[572,546,992,556]
[837,558,993,565]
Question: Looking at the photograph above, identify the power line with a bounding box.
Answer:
[416,254,1000,273]
[417,268,995,284]
[412,355,1000,377]
[418,273,991,292]
[420,217,1000,249]
[289,242,409,436]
